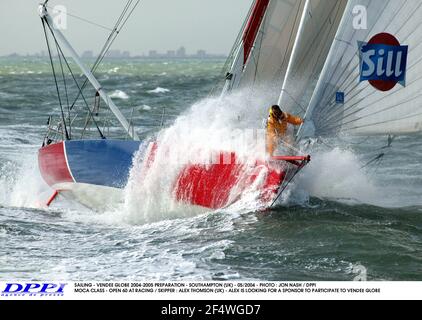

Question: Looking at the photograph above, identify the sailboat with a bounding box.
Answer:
[40,0,419,211]
[37,0,311,210]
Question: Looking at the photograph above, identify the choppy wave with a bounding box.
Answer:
[147,87,170,94]
[140,105,152,111]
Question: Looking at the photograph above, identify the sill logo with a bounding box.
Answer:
[359,33,408,92]
[1,283,67,296]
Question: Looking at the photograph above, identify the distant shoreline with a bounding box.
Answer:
[0,55,228,61]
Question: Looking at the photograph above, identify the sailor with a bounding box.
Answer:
[266,105,303,156]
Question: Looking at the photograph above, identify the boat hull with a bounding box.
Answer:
[38,140,306,210]
[144,143,293,210]
[38,140,140,209]
[174,153,286,209]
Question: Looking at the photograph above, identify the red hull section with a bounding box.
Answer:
[38,142,74,186]
[174,153,285,210]
[143,143,309,210]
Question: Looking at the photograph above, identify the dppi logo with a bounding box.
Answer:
[1,283,67,296]
[359,33,408,91]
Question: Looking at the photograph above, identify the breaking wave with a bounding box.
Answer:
[109,90,129,100]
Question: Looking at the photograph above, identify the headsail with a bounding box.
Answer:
[277,0,348,117]
[299,0,422,138]
[223,0,307,106]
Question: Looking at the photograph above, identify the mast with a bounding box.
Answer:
[39,4,139,141]
[276,0,310,106]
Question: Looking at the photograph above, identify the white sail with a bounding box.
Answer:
[277,0,348,117]
[300,0,422,138]
[223,0,307,107]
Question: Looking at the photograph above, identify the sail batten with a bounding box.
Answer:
[299,0,422,138]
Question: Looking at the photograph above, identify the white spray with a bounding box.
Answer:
[117,88,391,224]
[0,151,53,209]
[120,90,274,224]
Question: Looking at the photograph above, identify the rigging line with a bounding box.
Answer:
[100,0,138,57]
[45,19,105,139]
[313,1,417,124]
[68,32,119,111]
[113,0,134,30]
[46,5,113,31]
[47,32,104,140]
[68,0,141,111]
[214,0,255,90]
[118,0,140,31]
[360,153,385,169]
[42,18,70,141]
[270,162,306,208]
[90,0,133,69]
[97,1,140,66]
[371,157,384,173]
[311,0,391,122]
[55,41,72,139]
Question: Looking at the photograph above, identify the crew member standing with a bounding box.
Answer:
[266,105,303,156]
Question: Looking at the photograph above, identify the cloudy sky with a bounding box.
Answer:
[0,0,254,56]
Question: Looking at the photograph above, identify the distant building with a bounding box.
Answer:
[82,50,94,59]
[148,50,158,58]
[166,50,176,58]
[122,51,131,58]
[106,50,121,58]
[196,50,207,58]
[176,46,186,58]
[7,53,20,58]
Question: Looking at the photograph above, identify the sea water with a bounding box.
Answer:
[0,57,421,281]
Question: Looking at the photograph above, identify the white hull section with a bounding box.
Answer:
[53,182,124,211]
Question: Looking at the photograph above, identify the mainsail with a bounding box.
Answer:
[299,0,422,138]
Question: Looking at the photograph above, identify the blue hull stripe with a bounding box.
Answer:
[64,140,141,188]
